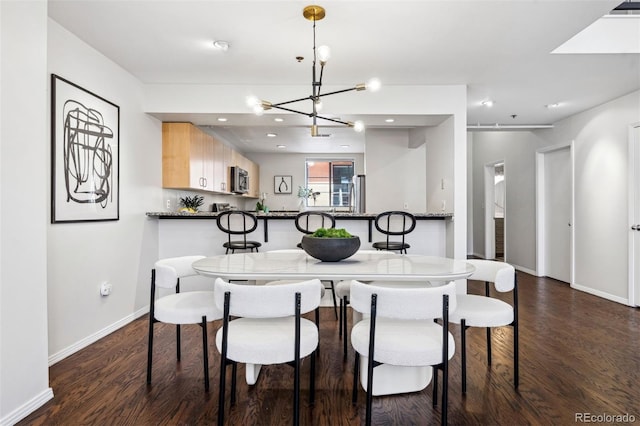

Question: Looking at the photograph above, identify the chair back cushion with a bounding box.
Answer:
[374,211,416,236]
[214,278,323,317]
[216,211,258,235]
[154,255,206,289]
[349,280,457,319]
[466,259,515,292]
[295,211,336,235]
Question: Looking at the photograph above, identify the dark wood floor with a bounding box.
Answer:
[19,272,640,425]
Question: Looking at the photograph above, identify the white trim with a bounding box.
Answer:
[0,388,54,426]
[483,160,504,260]
[571,283,633,307]
[48,307,149,366]
[535,142,574,283]
[627,122,640,306]
[510,263,538,276]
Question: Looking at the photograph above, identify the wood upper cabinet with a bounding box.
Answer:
[162,122,214,191]
[163,122,259,197]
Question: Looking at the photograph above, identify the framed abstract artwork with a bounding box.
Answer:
[274,175,292,194]
[51,74,120,223]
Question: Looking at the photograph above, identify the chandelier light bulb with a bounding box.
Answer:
[317,45,331,64]
[366,78,381,92]
[353,121,365,132]
[314,98,323,111]
[246,96,260,108]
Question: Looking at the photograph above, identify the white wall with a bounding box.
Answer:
[0,2,52,423]
[246,152,364,211]
[364,129,427,213]
[540,90,640,302]
[46,20,162,360]
[469,90,640,303]
[424,116,455,214]
[470,131,548,271]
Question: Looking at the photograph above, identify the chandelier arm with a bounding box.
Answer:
[266,104,314,117]
[316,64,325,99]
[272,96,316,107]
[317,86,359,98]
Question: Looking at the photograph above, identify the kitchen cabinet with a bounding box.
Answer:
[163,122,259,197]
[163,122,214,191]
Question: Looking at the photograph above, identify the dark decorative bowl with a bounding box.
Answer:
[301,235,361,262]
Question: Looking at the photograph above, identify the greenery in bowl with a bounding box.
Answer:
[310,228,353,238]
[179,195,204,213]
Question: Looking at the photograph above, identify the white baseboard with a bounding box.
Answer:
[510,263,537,276]
[48,307,149,366]
[1,387,53,426]
[571,283,632,306]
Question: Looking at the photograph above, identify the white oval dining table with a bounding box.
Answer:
[192,250,475,394]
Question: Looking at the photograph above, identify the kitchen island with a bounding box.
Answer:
[146,210,453,260]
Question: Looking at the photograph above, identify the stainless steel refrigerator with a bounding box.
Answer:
[350,174,366,213]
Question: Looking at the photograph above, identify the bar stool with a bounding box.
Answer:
[372,211,416,254]
[216,210,262,254]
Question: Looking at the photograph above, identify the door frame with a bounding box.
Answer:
[484,160,504,260]
[535,142,574,282]
[627,122,640,306]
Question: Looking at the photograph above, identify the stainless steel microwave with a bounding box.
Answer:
[230,166,249,194]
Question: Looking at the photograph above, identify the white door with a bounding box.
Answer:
[630,125,640,306]
[543,147,572,283]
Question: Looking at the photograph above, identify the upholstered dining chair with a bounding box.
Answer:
[216,210,262,254]
[372,211,416,253]
[147,255,222,392]
[214,277,323,426]
[448,259,518,393]
[349,280,457,426]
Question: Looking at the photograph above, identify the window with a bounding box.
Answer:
[304,159,354,207]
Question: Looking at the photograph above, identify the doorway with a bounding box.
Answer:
[484,161,505,261]
[536,143,573,283]
[628,124,640,306]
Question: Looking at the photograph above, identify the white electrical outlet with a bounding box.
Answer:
[403,202,408,209]
[100,282,112,296]
[166,199,171,210]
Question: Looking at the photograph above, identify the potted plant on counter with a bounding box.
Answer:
[301,227,361,262]
[178,195,204,213]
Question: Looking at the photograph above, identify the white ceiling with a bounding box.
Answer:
[48,0,640,153]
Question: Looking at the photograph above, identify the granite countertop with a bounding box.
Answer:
[146,211,453,219]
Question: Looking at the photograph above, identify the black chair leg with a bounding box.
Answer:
[231,362,237,406]
[329,281,338,320]
[352,352,360,404]
[432,365,438,407]
[310,350,316,404]
[176,324,181,361]
[343,296,349,360]
[146,318,154,384]
[201,317,209,392]
[514,321,519,389]
[486,327,492,366]
[339,298,343,338]
[461,319,467,394]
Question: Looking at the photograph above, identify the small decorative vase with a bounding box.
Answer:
[298,199,306,212]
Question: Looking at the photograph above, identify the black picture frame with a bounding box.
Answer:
[51,74,120,223]
[274,175,292,194]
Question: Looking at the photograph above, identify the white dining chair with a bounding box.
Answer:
[448,259,519,393]
[349,280,457,426]
[147,255,222,392]
[214,277,323,426]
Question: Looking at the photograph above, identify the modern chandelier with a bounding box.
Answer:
[246,4,380,137]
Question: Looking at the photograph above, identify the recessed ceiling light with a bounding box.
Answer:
[276,144,286,149]
[217,117,228,122]
[482,100,494,107]
[385,118,395,123]
[212,40,230,51]
[340,144,350,148]
[266,133,277,137]
[274,118,284,122]
[545,103,560,108]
